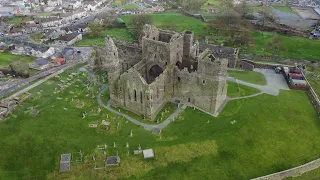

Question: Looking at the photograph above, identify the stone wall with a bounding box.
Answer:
[251,158,320,180]
[252,24,309,37]
[302,71,320,114]
[238,60,296,70]
[240,54,320,67]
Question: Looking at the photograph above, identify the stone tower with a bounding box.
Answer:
[103,37,121,105]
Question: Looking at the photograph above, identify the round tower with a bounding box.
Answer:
[103,37,121,83]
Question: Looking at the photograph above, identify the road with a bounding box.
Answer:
[0,63,81,99]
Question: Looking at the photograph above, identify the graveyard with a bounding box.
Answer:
[0,65,319,179]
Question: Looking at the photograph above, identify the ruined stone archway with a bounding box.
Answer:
[148,64,163,83]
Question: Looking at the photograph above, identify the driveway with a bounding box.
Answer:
[228,68,290,97]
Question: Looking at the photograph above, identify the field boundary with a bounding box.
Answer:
[251,158,320,179]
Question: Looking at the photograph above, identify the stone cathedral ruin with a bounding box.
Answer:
[90,25,231,120]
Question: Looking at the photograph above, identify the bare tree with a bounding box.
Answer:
[130,14,153,39]
[180,0,206,13]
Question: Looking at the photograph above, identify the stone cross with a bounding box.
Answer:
[138,144,141,150]
[126,142,129,148]
[130,130,133,137]
[113,142,116,148]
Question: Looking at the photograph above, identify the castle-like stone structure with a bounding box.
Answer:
[91,25,229,120]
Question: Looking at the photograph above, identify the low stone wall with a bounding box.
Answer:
[302,71,320,114]
[179,9,206,22]
[240,54,320,67]
[252,158,320,180]
[238,59,295,70]
[252,24,309,37]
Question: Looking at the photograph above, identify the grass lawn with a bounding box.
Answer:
[0,53,36,67]
[228,70,267,85]
[121,12,206,36]
[306,67,320,97]
[0,64,320,179]
[122,3,139,10]
[285,168,320,179]
[227,81,261,98]
[272,6,295,14]
[202,0,221,8]
[251,6,273,12]
[75,28,134,46]
[244,31,320,62]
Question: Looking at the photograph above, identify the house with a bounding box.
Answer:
[24,23,39,34]
[44,29,66,41]
[51,58,65,66]
[49,52,63,60]
[55,33,82,46]
[61,24,88,34]
[9,28,23,36]
[29,57,51,70]
[143,5,165,13]
[41,17,63,28]
[23,43,55,58]
[0,7,15,17]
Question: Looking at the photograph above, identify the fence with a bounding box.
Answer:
[301,71,320,114]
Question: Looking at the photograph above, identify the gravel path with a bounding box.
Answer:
[228,68,290,98]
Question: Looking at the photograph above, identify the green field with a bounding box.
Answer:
[272,6,295,14]
[75,12,320,63]
[285,168,320,179]
[202,0,221,8]
[122,3,139,10]
[75,28,135,46]
[0,65,319,179]
[77,12,206,46]
[306,67,320,97]
[244,31,320,62]
[250,6,273,12]
[121,12,206,35]
[0,53,36,67]
[228,70,267,85]
[227,81,261,98]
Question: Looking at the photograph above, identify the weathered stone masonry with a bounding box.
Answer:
[91,25,229,120]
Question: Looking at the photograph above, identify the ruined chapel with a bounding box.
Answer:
[91,25,231,120]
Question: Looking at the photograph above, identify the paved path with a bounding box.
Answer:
[228,68,290,99]
[97,85,187,131]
